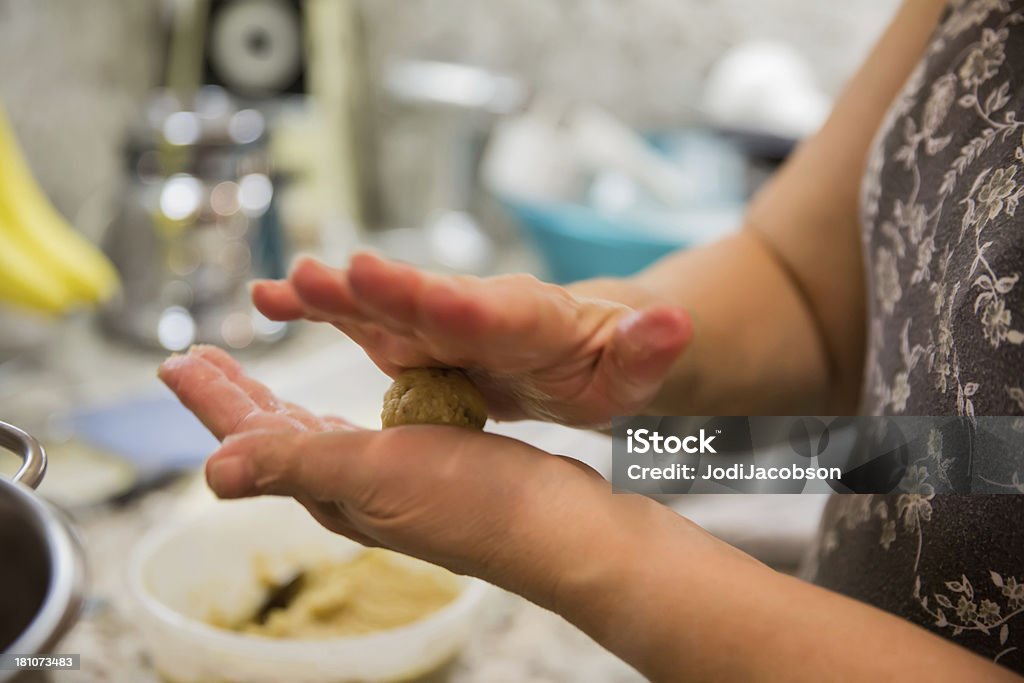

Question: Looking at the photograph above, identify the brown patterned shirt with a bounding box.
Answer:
[804,0,1024,673]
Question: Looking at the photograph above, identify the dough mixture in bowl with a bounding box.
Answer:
[228,550,461,639]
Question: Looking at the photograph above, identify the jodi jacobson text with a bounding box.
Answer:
[626,463,843,481]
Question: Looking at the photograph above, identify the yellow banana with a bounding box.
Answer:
[0,214,76,314]
[0,102,118,305]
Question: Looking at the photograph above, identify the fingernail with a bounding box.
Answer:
[646,314,682,345]
[207,457,253,498]
[288,254,319,275]
[623,309,687,356]
[157,353,189,376]
[351,249,382,263]
[619,310,654,355]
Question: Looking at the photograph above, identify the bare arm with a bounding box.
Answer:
[573,0,949,414]
[162,345,1018,683]
[254,1,947,424]
[568,496,1020,683]
[164,2,1021,680]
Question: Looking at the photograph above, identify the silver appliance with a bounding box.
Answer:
[100,88,289,351]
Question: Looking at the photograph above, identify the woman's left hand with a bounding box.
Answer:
[159,346,1012,683]
[157,345,644,607]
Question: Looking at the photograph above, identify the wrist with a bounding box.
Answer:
[542,490,712,625]
[544,490,768,676]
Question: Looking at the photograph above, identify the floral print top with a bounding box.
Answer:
[803,0,1024,673]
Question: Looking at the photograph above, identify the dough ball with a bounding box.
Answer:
[381,368,487,430]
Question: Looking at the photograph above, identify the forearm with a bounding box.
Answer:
[568,0,949,417]
[553,496,1019,683]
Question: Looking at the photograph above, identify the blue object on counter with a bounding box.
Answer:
[504,198,683,282]
[59,392,218,475]
[500,128,747,283]
[503,197,743,283]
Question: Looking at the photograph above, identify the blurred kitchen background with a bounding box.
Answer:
[0,0,896,282]
[0,1,897,681]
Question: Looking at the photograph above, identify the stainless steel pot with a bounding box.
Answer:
[0,421,86,682]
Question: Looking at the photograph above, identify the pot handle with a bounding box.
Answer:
[0,420,47,489]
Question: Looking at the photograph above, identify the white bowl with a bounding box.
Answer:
[127,497,491,683]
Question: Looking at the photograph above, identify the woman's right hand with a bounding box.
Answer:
[252,253,692,427]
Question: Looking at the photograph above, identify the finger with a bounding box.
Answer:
[323,319,433,369]
[205,427,482,503]
[288,257,366,321]
[189,345,283,412]
[343,252,426,334]
[600,305,692,407]
[159,355,303,439]
[251,280,309,321]
[320,414,362,431]
[255,261,419,363]
[205,429,366,500]
[334,254,577,366]
[294,254,446,348]
[415,277,494,344]
[366,331,440,369]
[418,274,603,368]
[187,345,325,431]
[286,259,437,364]
[344,253,503,364]
[295,255,598,374]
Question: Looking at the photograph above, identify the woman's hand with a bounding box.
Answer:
[157,345,650,606]
[250,253,691,427]
[158,347,1015,683]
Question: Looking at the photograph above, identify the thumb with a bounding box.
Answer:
[205,429,386,501]
[601,305,692,409]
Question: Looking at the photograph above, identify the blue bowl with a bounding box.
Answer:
[502,197,742,283]
[500,129,747,283]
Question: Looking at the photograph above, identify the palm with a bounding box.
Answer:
[158,345,389,543]
[251,254,690,426]
[157,345,603,558]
